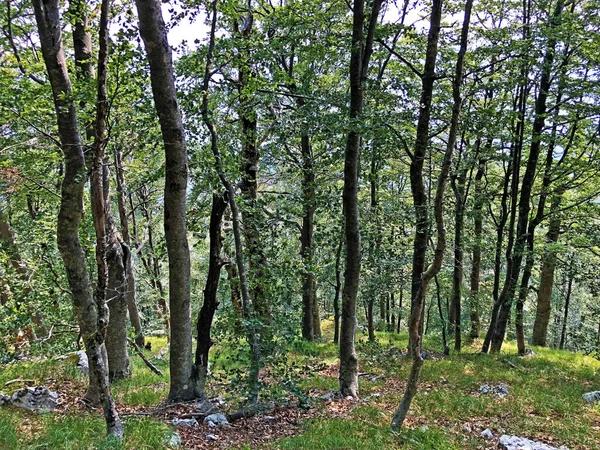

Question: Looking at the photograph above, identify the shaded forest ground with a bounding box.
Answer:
[0,320,599,449]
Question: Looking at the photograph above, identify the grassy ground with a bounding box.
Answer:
[0,325,599,449]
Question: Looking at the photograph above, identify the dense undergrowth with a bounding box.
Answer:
[0,321,599,449]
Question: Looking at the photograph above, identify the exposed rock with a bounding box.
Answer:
[204,413,229,426]
[172,418,198,428]
[263,415,276,421]
[166,432,182,447]
[481,428,494,439]
[479,383,509,398]
[75,350,89,374]
[319,391,337,401]
[0,392,10,406]
[499,435,569,450]
[462,422,472,433]
[206,434,219,441]
[206,420,216,428]
[194,399,216,415]
[582,391,600,403]
[10,386,57,413]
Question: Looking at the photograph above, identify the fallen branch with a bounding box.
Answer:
[127,338,164,376]
[4,378,34,386]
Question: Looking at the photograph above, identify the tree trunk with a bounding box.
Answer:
[392,0,470,429]
[339,0,383,398]
[33,0,122,436]
[532,196,562,346]
[450,166,467,351]
[490,0,564,353]
[469,159,484,339]
[193,192,227,398]
[333,239,343,345]
[201,1,261,403]
[135,0,195,401]
[114,147,144,347]
[559,273,573,350]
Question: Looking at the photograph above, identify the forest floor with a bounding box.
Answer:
[0,320,599,449]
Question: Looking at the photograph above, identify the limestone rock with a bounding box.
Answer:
[479,383,509,398]
[481,428,494,439]
[204,413,229,426]
[11,386,58,413]
[172,418,198,428]
[499,435,569,450]
[75,350,89,374]
[582,391,600,403]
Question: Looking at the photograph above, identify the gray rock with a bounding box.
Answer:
[263,415,276,421]
[204,413,229,426]
[171,418,198,428]
[11,386,58,413]
[462,422,472,433]
[499,435,569,450]
[582,391,600,403]
[75,350,89,374]
[319,391,336,401]
[206,420,216,428]
[481,428,494,439]
[0,392,10,406]
[166,432,182,448]
[194,399,216,414]
[206,434,219,441]
[479,383,509,398]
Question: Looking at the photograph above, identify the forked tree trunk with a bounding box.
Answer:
[135,0,196,401]
[392,0,471,428]
[201,0,261,403]
[33,0,122,436]
[194,193,227,398]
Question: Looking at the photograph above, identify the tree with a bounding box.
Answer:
[134,0,196,401]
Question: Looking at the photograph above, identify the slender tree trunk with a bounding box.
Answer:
[193,193,227,398]
[490,0,564,353]
[469,159,484,339]
[114,147,144,347]
[435,275,449,354]
[450,166,467,351]
[201,1,261,403]
[333,239,343,345]
[392,0,470,428]
[532,196,562,346]
[559,273,573,350]
[33,0,122,436]
[339,0,383,398]
[135,0,195,401]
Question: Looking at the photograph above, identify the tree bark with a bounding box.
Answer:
[532,196,562,346]
[559,272,573,350]
[333,239,343,345]
[490,0,565,353]
[339,0,383,398]
[193,192,227,398]
[392,0,471,428]
[33,0,122,436]
[135,0,195,401]
[114,147,144,347]
[469,159,484,339]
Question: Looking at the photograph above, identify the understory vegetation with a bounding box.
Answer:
[1,325,599,449]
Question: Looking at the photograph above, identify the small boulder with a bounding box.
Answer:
[75,350,89,374]
[582,391,600,403]
[263,415,276,421]
[171,418,198,428]
[481,428,494,439]
[479,383,509,398]
[11,386,57,413]
[166,432,182,448]
[499,435,569,450]
[462,422,472,433]
[194,399,216,415]
[204,413,229,426]
[206,434,219,441]
[0,392,10,406]
[319,391,336,401]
